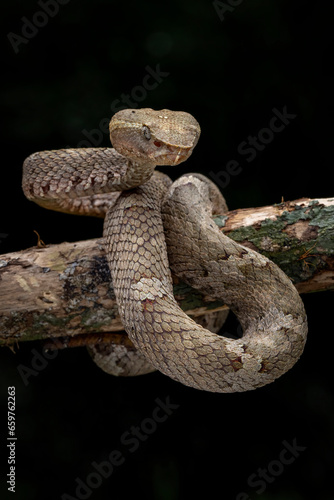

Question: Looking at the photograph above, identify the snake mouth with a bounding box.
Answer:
[153,147,192,166]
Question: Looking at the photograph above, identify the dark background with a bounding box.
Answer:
[1,0,333,499]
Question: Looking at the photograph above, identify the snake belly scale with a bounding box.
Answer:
[22,108,307,393]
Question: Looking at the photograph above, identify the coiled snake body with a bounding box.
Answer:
[22,108,307,392]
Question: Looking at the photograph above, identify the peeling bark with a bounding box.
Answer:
[215,197,334,293]
[0,197,333,347]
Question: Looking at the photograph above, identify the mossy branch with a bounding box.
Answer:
[0,197,333,347]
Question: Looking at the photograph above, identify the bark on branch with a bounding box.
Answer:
[1,197,333,348]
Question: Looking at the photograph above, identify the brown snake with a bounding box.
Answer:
[22,108,307,392]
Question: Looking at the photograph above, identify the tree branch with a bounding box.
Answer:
[1,197,333,347]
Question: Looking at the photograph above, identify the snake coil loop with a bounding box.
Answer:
[22,108,307,392]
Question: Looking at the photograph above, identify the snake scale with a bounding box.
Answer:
[22,108,307,393]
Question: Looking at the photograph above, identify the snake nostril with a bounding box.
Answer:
[154,141,162,147]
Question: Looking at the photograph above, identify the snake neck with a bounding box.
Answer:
[119,158,157,190]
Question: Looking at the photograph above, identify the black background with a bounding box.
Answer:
[1,1,333,499]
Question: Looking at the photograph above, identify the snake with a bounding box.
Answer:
[22,108,308,393]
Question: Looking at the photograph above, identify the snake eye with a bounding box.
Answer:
[142,126,151,140]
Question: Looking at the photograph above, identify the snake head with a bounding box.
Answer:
[109,108,201,165]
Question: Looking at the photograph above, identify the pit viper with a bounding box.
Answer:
[22,108,307,392]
